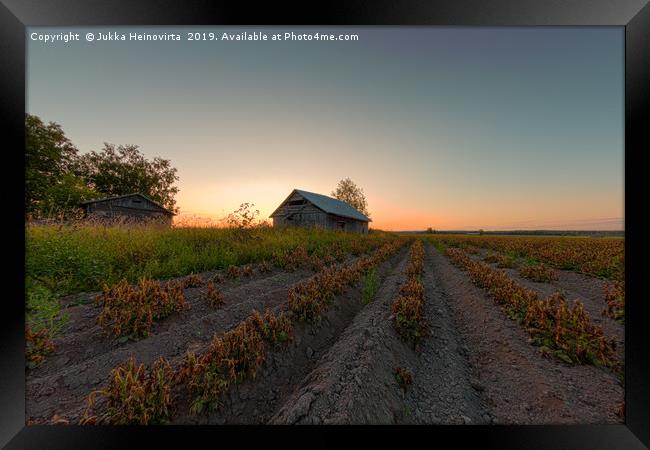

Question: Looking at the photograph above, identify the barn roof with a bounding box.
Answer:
[80,193,175,216]
[270,189,370,222]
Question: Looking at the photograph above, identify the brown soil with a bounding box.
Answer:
[26,241,624,425]
[471,251,624,366]
[26,265,318,423]
[430,244,623,423]
[173,244,411,424]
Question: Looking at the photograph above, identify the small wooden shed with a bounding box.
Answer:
[270,189,370,234]
[80,193,175,226]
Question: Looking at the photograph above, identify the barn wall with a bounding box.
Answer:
[325,214,368,234]
[85,197,172,226]
[272,192,368,234]
[272,192,328,228]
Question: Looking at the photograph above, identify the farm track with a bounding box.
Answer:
[470,249,624,365]
[25,258,362,424]
[429,244,623,423]
[174,244,410,424]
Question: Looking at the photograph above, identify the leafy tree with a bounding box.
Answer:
[77,144,180,213]
[40,173,102,220]
[25,114,79,214]
[331,178,370,217]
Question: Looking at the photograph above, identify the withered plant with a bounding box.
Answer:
[81,356,174,425]
[393,366,413,390]
[392,241,429,350]
[519,263,558,283]
[96,277,189,338]
[25,326,56,369]
[203,281,225,308]
[445,247,616,368]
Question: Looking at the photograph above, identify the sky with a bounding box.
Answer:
[27,26,624,231]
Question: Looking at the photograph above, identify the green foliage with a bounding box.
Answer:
[25,114,79,215]
[26,224,397,297]
[26,283,68,336]
[26,114,181,218]
[76,143,179,213]
[331,178,370,217]
[431,240,446,254]
[361,268,380,304]
[40,173,102,220]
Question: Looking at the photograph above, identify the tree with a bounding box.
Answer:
[25,114,79,214]
[331,178,370,217]
[40,173,102,220]
[77,144,180,213]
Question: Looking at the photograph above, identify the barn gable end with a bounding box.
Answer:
[270,189,369,234]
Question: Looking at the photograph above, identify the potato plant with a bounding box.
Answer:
[96,277,189,338]
[445,247,616,368]
[392,240,429,350]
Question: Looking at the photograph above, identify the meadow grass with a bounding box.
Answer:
[26,223,395,297]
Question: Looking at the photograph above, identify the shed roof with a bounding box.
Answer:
[80,193,175,216]
[270,189,370,222]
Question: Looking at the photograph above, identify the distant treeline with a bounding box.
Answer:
[401,230,624,237]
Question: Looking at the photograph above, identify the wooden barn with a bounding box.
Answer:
[270,189,370,234]
[80,193,175,226]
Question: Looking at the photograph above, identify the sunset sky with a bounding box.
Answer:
[27,27,624,231]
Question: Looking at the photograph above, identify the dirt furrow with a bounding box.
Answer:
[33,268,312,377]
[269,245,412,424]
[470,251,624,365]
[497,265,622,360]
[26,269,319,423]
[171,244,410,424]
[429,244,623,424]
[400,244,488,424]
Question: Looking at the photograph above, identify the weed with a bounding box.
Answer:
[361,268,380,304]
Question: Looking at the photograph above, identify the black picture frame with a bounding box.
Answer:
[1,1,648,448]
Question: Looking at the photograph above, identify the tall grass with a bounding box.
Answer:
[26,223,395,297]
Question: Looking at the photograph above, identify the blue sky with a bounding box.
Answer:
[27,26,624,230]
